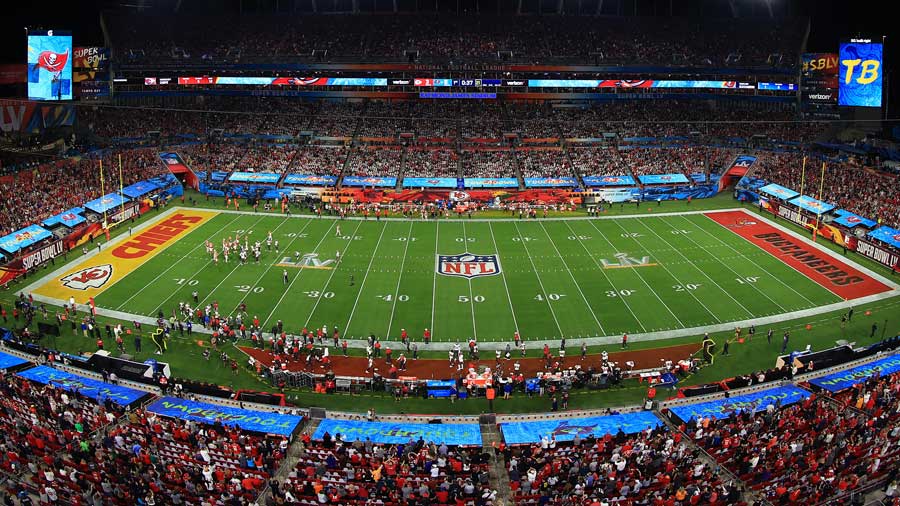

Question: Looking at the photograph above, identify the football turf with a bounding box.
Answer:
[92,210,843,342]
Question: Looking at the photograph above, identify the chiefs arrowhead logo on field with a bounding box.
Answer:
[61,264,113,290]
[437,253,501,279]
[449,191,470,202]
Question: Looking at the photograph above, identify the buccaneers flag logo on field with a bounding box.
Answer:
[36,49,69,74]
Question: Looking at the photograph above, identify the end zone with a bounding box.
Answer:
[706,210,893,300]
[32,210,218,302]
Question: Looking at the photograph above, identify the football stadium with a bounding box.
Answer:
[1,0,900,504]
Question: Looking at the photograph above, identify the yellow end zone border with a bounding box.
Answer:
[30,208,219,303]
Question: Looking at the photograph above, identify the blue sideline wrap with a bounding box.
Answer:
[668,385,811,423]
[16,366,146,406]
[147,396,303,436]
[809,353,900,392]
[501,411,662,444]
[313,418,482,445]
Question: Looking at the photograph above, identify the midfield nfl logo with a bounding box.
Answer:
[437,253,502,279]
[600,253,657,269]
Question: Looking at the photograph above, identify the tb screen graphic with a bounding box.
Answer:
[27,31,72,101]
[839,42,883,107]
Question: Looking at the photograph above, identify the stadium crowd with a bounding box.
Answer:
[403,149,460,178]
[278,432,493,505]
[288,147,350,176]
[105,13,802,67]
[460,150,519,178]
[680,383,900,505]
[752,151,900,229]
[345,147,404,178]
[503,426,744,506]
[0,148,168,236]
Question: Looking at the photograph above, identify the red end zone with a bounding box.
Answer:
[706,211,892,300]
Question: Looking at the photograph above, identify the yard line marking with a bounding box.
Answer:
[261,220,337,330]
[488,222,519,334]
[585,219,686,327]
[608,217,722,323]
[115,214,243,311]
[538,222,605,336]
[430,221,439,338]
[196,215,289,311]
[461,222,478,341]
[661,214,789,313]
[632,217,754,320]
[385,221,414,339]
[224,216,315,317]
[342,221,388,335]
[561,221,645,333]
[513,222,565,338]
[303,220,364,329]
[694,214,818,306]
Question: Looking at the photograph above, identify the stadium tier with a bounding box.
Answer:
[5,3,900,506]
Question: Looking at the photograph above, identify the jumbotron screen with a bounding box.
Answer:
[839,40,883,107]
[27,30,72,101]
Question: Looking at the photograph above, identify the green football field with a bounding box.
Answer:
[91,209,842,342]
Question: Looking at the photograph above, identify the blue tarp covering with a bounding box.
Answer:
[84,193,130,214]
[833,209,878,229]
[121,180,162,198]
[638,174,691,185]
[313,418,482,445]
[501,412,662,444]
[42,207,86,228]
[228,172,282,184]
[283,174,337,186]
[465,177,520,188]
[523,177,578,188]
[0,224,54,254]
[341,176,397,187]
[759,183,800,200]
[668,385,811,422]
[0,350,29,370]
[809,353,900,393]
[583,175,637,187]
[868,226,900,249]
[147,396,303,436]
[403,177,458,188]
[16,366,146,406]
[789,195,836,215]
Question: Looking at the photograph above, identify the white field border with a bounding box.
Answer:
[20,206,900,352]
